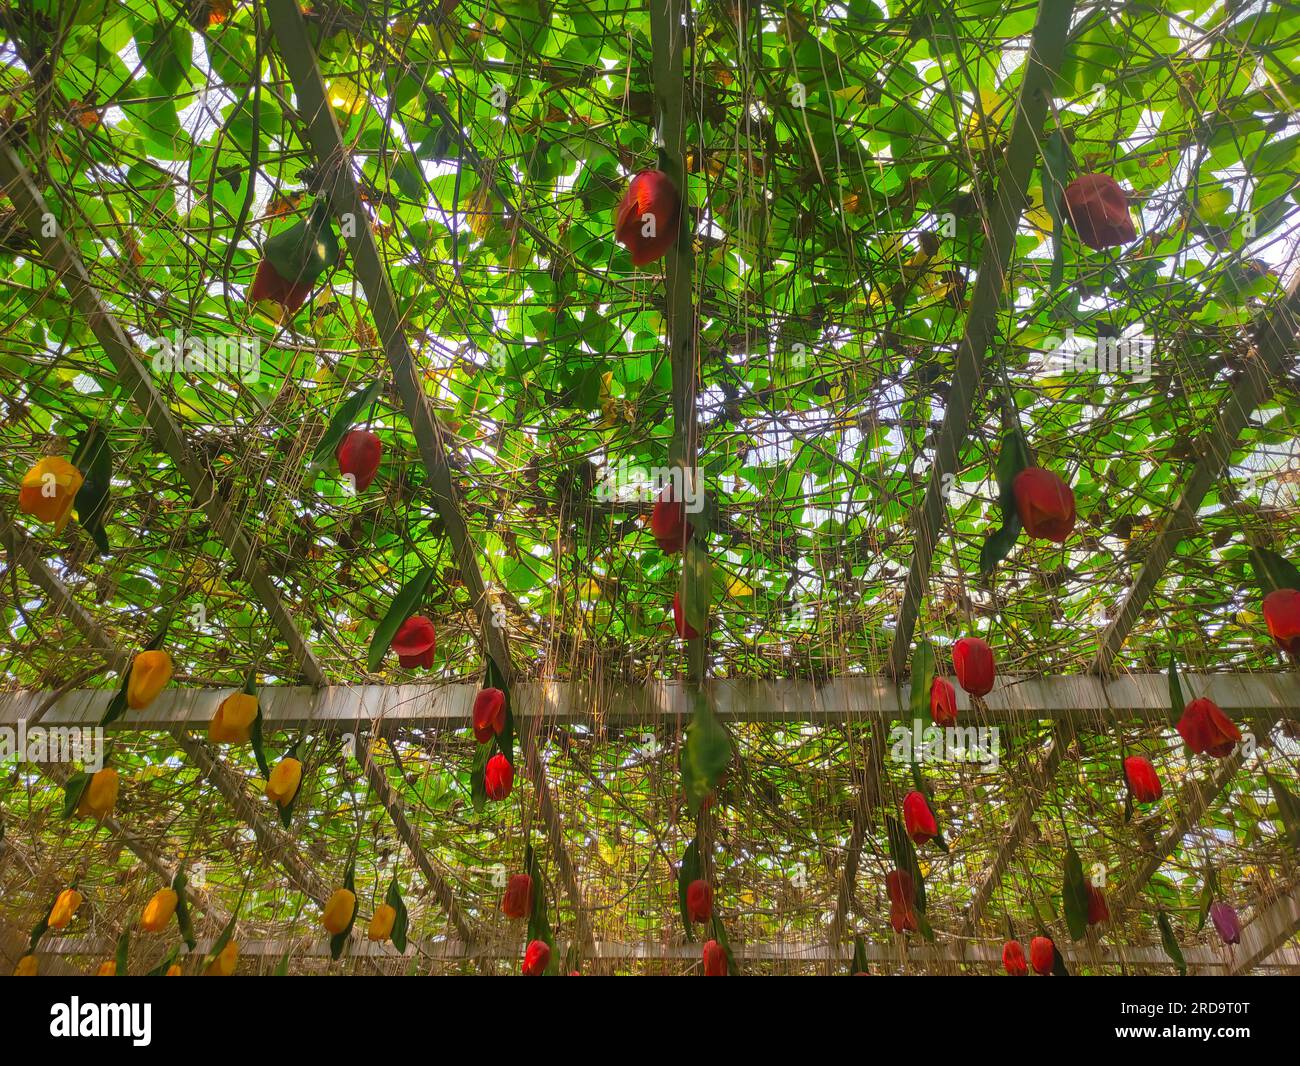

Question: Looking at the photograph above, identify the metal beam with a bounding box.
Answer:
[1231,887,1300,974]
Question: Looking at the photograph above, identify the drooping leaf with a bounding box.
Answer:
[172,869,196,951]
[72,424,112,552]
[385,878,409,954]
[62,771,90,819]
[1157,910,1186,976]
[367,567,435,671]
[114,927,130,975]
[264,199,340,288]
[311,378,385,464]
[1249,546,1300,596]
[1062,843,1090,942]
[677,836,702,940]
[680,694,732,814]
[885,813,926,912]
[1264,770,1300,851]
[683,539,712,638]
[979,426,1031,574]
[329,860,358,961]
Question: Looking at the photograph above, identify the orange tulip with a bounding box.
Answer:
[209,691,258,744]
[13,954,37,976]
[265,757,303,807]
[140,888,178,932]
[165,963,183,976]
[48,887,82,929]
[18,457,83,532]
[96,961,117,976]
[77,767,119,819]
[127,650,173,710]
[322,888,356,935]
[368,903,397,942]
[206,940,239,976]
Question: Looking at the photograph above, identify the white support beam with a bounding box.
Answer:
[1231,888,1300,974]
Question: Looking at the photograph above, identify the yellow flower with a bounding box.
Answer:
[140,888,178,932]
[165,963,182,976]
[206,941,238,976]
[48,887,82,930]
[367,903,396,942]
[322,888,356,935]
[208,692,258,744]
[127,650,173,710]
[265,757,302,807]
[18,457,84,532]
[13,954,37,976]
[77,768,119,819]
[96,961,116,976]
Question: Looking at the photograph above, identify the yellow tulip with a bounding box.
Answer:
[76,767,119,819]
[208,691,259,744]
[165,963,182,976]
[206,940,238,976]
[127,650,173,710]
[264,757,302,807]
[14,954,37,976]
[18,457,84,532]
[322,888,356,935]
[140,888,178,932]
[367,903,397,942]
[96,961,116,976]
[48,887,82,930]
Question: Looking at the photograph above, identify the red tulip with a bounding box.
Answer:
[1262,588,1300,658]
[1210,902,1241,945]
[1029,935,1055,975]
[672,590,700,639]
[472,687,506,744]
[248,257,314,312]
[1086,884,1109,926]
[1177,697,1241,758]
[930,676,957,726]
[502,874,532,919]
[391,615,436,669]
[1061,173,1137,251]
[1002,940,1028,976]
[953,637,995,697]
[885,868,914,907]
[702,938,727,976]
[890,901,918,933]
[615,169,681,265]
[522,938,550,976]
[686,879,713,924]
[902,791,938,846]
[1124,755,1162,804]
[336,429,382,492]
[485,752,514,800]
[1012,467,1076,543]
[651,485,693,553]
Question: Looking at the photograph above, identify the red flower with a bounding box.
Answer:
[248,257,314,311]
[1177,697,1241,758]
[391,615,436,669]
[615,170,681,265]
[1002,940,1028,976]
[522,938,550,976]
[953,637,995,697]
[1061,173,1137,251]
[1124,755,1162,804]
[650,485,693,553]
[672,590,701,639]
[336,429,382,492]
[485,753,514,800]
[890,902,918,933]
[702,938,727,976]
[472,687,506,744]
[501,874,532,919]
[686,879,713,924]
[902,791,938,846]
[1086,884,1109,926]
[1012,467,1076,543]
[1029,935,1055,975]
[1263,588,1300,658]
[885,868,914,908]
[930,676,958,726]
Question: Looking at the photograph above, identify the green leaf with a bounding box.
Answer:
[683,539,712,638]
[114,927,130,975]
[1157,910,1186,975]
[710,914,739,976]
[329,861,358,961]
[677,836,702,940]
[204,905,240,972]
[680,694,732,814]
[1264,770,1300,851]
[264,200,340,288]
[145,945,179,977]
[1062,843,1090,941]
[885,814,926,912]
[273,948,291,975]
[1168,652,1185,727]
[909,639,935,730]
[172,869,196,951]
[135,18,191,94]
[385,878,409,954]
[311,378,385,464]
[62,771,90,819]
[367,567,435,671]
[485,655,514,767]
[470,737,493,813]
[72,424,112,553]
[851,934,869,974]
[1196,866,1218,933]
[1250,546,1300,596]
[979,427,1030,574]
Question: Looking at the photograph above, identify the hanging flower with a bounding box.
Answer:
[140,888,178,933]
[672,590,700,639]
[368,904,397,942]
[96,961,117,976]
[885,868,914,907]
[77,767,119,819]
[18,456,84,532]
[615,170,681,265]
[165,963,183,976]
[485,753,514,801]
[13,955,37,976]
[651,485,693,553]
[930,676,958,726]
[206,940,239,976]
[1086,884,1109,926]
[48,887,83,930]
[248,257,314,312]
[1177,697,1241,758]
[1029,935,1055,975]
[127,650,173,710]
[322,888,356,935]
[686,879,713,923]
[264,757,303,807]
[473,687,506,744]
[391,615,437,669]
[1002,940,1027,976]
[336,429,382,492]
[1262,588,1300,658]
[890,901,919,934]
[1209,902,1240,946]
[902,791,938,846]
[702,938,728,976]
[209,691,258,744]
[1124,755,1162,804]
[1061,173,1137,251]
[502,874,533,919]
[522,938,550,976]
[1012,467,1076,543]
[953,637,995,697]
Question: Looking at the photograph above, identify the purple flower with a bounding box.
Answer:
[1210,902,1240,945]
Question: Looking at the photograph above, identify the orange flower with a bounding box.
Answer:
[18,457,84,532]
[13,954,37,976]
[321,888,356,935]
[48,887,82,929]
[140,888,178,932]
[209,691,258,744]
[127,650,173,709]
[265,757,303,807]
[96,961,117,976]
[368,904,397,942]
[206,941,238,976]
[77,768,119,819]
